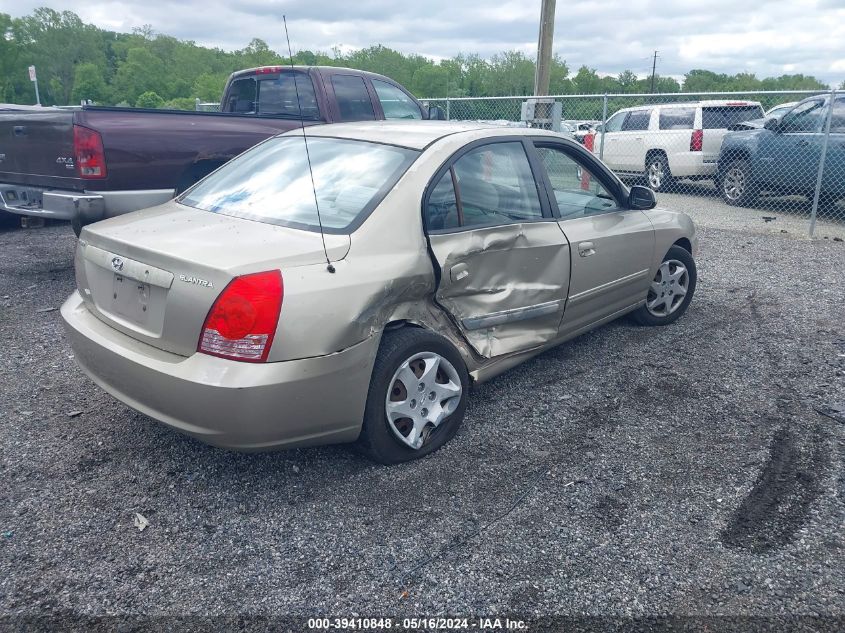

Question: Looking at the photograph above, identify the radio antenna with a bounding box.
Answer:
[283,15,335,273]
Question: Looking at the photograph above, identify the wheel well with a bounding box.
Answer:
[720,148,750,165]
[645,149,667,164]
[672,237,692,254]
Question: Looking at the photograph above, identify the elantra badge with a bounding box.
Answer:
[179,274,213,288]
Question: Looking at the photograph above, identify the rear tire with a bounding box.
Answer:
[721,159,758,207]
[646,154,675,193]
[631,245,697,326]
[358,328,469,464]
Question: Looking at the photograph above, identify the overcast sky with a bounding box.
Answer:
[3,0,845,86]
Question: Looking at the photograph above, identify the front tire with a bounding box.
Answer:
[721,159,758,207]
[631,245,697,326]
[358,328,469,464]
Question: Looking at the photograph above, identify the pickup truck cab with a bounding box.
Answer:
[592,100,763,192]
[717,93,845,207]
[0,66,440,233]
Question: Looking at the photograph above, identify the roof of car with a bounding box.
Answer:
[617,100,763,113]
[299,120,566,150]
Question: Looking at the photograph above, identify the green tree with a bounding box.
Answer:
[71,62,108,103]
[192,73,228,102]
[135,91,164,108]
[113,47,166,104]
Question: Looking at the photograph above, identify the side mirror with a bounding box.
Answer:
[427,105,447,121]
[764,116,781,132]
[629,185,656,210]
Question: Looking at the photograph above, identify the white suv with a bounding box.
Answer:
[592,100,764,191]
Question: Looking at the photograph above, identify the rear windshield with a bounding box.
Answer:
[702,105,763,129]
[178,136,419,233]
[224,72,320,119]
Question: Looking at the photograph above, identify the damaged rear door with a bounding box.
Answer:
[424,139,570,358]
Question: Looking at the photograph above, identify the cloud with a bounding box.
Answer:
[5,0,844,85]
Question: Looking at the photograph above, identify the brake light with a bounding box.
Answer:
[254,66,284,74]
[73,125,107,179]
[198,270,283,363]
[690,129,703,152]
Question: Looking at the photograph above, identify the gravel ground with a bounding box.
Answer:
[1,209,844,628]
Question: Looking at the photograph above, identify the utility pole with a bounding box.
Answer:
[533,0,556,96]
[650,51,658,93]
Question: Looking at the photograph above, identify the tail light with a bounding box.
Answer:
[73,125,107,179]
[690,129,703,152]
[198,270,283,363]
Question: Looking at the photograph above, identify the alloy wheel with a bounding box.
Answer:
[723,166,746,201]
[646,259,689,317]
[385,352,463,450]
[648,160,664,189]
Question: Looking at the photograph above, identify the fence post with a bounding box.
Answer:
[195,97,201,112]
[446,97,451,121]
[809,89,835,237]
[599,93,608,160]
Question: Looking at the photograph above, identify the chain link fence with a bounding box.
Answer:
[195,99,221,112]
[422,90,845,235]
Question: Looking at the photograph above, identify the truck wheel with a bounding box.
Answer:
[721,159,758,207]
[358,328,469,464]
[646,154,675,192]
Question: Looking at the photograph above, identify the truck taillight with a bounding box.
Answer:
[690,129,703,152]
[73,125,107,179]
[198,271,283,363]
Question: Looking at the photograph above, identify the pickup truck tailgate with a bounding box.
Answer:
[0,109,78,182]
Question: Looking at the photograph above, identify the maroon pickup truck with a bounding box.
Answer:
[0,66,442,233]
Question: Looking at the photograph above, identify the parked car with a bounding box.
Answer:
[766,101,799,118]
[592,101,764,191]
[726,101,802,132]
[0,66,442,234]
[61,121,698,463]
[717,94,845,207]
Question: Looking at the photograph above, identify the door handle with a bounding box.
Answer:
[13,126,26,137]
[578,241,596,257]
[450,263,470,282]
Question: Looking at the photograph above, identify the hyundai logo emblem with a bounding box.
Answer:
[111,256,124,271]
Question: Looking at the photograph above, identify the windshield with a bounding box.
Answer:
[178,136,419,232]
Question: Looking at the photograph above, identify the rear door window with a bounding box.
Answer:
[829,97,845,133]
[702,105,764,129]
[659,107,695,130]
[622,110,651,131]
[371,79,422,119]
[256,73,319,118]
[331,75,376,121]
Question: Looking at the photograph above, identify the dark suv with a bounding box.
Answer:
[717,93,845,207]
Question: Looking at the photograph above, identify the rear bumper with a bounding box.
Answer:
[61,291,378,450]
[0,184,174,222]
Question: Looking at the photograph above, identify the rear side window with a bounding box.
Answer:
[702,105,764,129]
[622,110,651,131]
[425,142,543,231]
[331,75,376,121]
[659,107,695,130]
[257,73,319,118]
[371,79,422,119]
[225,78,257,113]
[179,136,418,232]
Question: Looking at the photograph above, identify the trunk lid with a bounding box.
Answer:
[0,108,82,187]
[75,201,350,357]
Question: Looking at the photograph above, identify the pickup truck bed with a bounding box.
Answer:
[0,66,435,232]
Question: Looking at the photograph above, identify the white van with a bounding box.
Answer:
[592,100,764,191]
